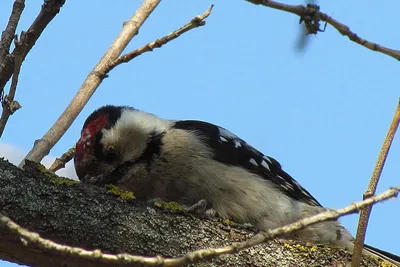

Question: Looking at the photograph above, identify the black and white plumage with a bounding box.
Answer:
[74,105,399,266]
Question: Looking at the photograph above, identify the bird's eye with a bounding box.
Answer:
[104,147,117,162]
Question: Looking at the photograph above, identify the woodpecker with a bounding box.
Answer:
[74,105,399,266]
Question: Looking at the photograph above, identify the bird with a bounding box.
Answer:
[74,105,399,266]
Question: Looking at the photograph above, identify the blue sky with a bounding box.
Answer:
[1,0,399,266]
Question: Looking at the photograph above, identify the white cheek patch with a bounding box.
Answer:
[100,128,117,147]
[120,109,172,134]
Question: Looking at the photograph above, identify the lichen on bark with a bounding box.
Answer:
[0,159,382,267]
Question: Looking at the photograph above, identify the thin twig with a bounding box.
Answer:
[245,0,400,61]
[351,100,400,267]
[0,0,65,96]
[0,34,26,137]
[19,3,216,168]
[1,186,398,267]
[0,0,25,82]
[105,5,214,74]
[45,5,214,171]
[0,0,25,61]
[19,0,161,168]
[0,0,25,126]
[46,5,214,171]
[49,146,75,173]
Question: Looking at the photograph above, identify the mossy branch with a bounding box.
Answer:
[0,159,397,267]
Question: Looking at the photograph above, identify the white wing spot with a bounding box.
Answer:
[263,156,273,164]
[280,184,289,190]
[277,175,286,181]
[300,189,311,197]
[249,158,258,166]
[234,140,241,148]
[293,180,303,189]
[285,183,294,190]
[218,127,238,139]
[220,136,228,142]
[261,160,271,171]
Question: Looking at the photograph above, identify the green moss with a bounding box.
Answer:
[153,201,184,213]
[33,162,80,186]
[369,255,397,267]
[381,262,397,267]
[223,219,236,226]
[35,163,58,179]
[50,176,80,186]
[105,184,135,200]
[379,261,396,267]
[283,242,321,258]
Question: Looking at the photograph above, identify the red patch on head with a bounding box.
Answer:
[75,114,109,159]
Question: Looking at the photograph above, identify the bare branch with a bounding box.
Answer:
[0,0,25,135]
[351,99,400,267]
[1,179,398,267]
[0,34,26,136]
[48,146,75,172]
[19,0,161,167]
[166,186,400,266]
[0,0,25,73]
[19,2,216,168]
[105,5,214,74]
[45,5,214,172]
[0,0,65,96]
[245,1,400,61]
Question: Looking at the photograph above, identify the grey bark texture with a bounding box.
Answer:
[0,159,382,267]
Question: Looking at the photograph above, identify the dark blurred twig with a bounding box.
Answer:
[246,0,400,60]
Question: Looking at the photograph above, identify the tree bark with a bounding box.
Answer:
[0,159,381,267]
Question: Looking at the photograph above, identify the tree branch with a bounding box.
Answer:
[0,0,25,76]
[245,1,400,61]
[0,34,25,137]
[0,0,64,136]
[105,5,214,74]
[351,99,400,267]
[46,5,214,173]
[48,145,75,172]
[19,0,162,168]
[0,159,396,267]
[0,0,65,96]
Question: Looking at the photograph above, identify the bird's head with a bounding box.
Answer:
[74,105,125,183]
[74,105,168,183]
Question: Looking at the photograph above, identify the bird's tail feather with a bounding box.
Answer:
[363,244,400,267]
